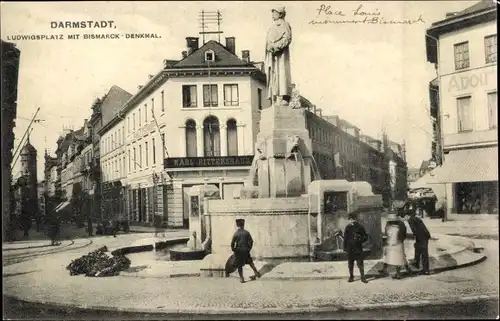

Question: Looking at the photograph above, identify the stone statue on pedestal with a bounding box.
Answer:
[265,6,293,106]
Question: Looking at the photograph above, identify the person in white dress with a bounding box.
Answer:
[379,213,413,279]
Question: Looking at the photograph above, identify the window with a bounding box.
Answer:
[127,117,130,133]
[203,116,221,156]
[145,142,149,167]
[138,108,142,127]
[161,133,165,157]
[205,50,215,62]
[485,35,497,63]
[257,88,263,110]
[203,84,218,107]
[182,85,197,108]
[123,156,125,176]
[185,119,197,157]
[139,145,142,168]
[133,113,136,131]
[457,96,473,132]
[128,149,131,172]
[227,119,238,156]
[133,147,137,170]
[152,138,156,164]
[454,42,469,70]
[488,92,497,129]
[144,103,148,123]
[151,98,155,117]
[224,84,239,106]
[161,90,165,112]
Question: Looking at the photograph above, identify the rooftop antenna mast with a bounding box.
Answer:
[199,10,223,44]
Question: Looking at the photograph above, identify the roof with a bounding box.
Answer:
[100,85,132,127]
[449,0,495,20]
[20,141,36,154]
[172,40,253,68]
[426,0,497,63]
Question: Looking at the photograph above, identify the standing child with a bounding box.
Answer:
[230,219,261,283]
[343,212,369,283]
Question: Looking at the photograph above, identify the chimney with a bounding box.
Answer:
[181,51,188,59]
[186,37,199,55]
[241,50,250,63]
[226,37,236,55]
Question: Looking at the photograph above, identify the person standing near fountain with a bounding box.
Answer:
[343,213,369,283]
[230,219,261,283]
[407,211,431,275]
[379,213,413,279]
[265,6,292,106]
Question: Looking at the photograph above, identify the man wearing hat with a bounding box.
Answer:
[230,218,261,283]
[343,212,369,283]
[379,213,412,279]
[407,211,431,275]
[265,6,292,106]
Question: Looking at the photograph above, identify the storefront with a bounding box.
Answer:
[165,155,253,228]
[427,146,498,214]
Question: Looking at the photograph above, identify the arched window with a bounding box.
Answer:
[226,119,238,156]
[185,119,197,157]
[203,116,220,156]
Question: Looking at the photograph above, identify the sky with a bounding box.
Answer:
[1,0,479,179]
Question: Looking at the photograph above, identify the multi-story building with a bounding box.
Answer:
[99,36,267,228]
[88,97,104,219]
[306,111,407,206]
[425,0,497,214]
[1,40,20,240]
[96,85,132,221]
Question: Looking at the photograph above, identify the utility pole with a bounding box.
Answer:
[11,107,40,170]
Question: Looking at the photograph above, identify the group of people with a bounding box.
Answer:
[341,210,431,283]
[228,211,431,284]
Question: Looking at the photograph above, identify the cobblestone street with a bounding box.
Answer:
[3,220,498,318]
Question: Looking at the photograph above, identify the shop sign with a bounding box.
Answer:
[164,155,254,169]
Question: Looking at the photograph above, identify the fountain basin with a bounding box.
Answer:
[170,248,206,261]
[207,196,310,259]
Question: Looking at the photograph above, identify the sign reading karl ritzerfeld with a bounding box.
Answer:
[164,156,254,169]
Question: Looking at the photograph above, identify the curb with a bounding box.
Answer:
[4,293,498,316]
[2,240,73,252]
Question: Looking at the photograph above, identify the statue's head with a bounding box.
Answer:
[271,6,286,20]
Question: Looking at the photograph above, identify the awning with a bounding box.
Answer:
[55,201,71,213]
[425,147,498,184]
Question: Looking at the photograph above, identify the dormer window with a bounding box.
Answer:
[205,50,215,62]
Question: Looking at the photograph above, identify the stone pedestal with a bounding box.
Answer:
[206,196,310,259]
[252,105,313,198]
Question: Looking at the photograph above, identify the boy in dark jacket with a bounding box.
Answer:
[343,212,369,283]
[407,212,431,275]
[231,219,261,283]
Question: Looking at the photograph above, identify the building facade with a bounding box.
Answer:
[112,37,267,228]
[426,0,497,214]
[1,40,20,240]
[306,111,407,207]
[97,85,132,221]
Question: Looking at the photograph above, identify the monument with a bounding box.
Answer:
[196,7,383,275]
